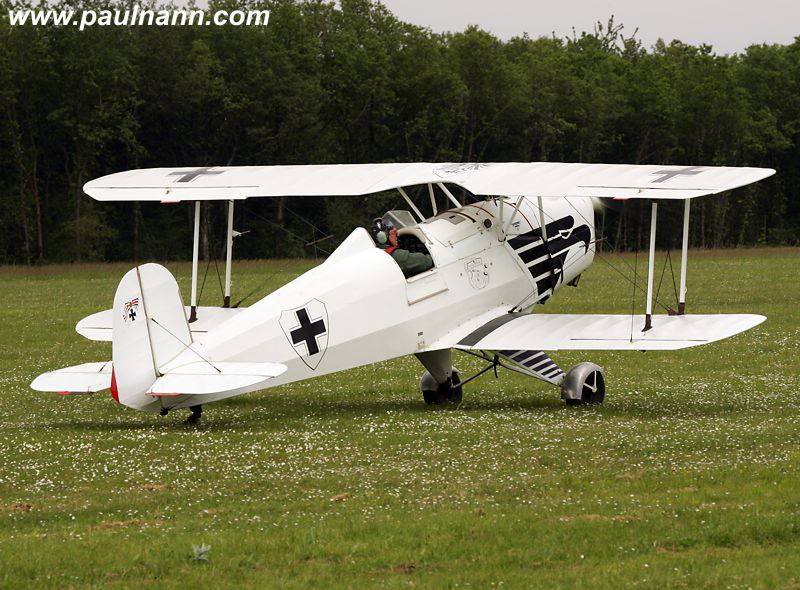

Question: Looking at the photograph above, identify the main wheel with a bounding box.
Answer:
[561,363,605,406]
[420,369,462,405]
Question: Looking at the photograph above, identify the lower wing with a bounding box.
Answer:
[453,313,766,352]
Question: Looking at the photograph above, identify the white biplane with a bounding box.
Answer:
[32,162,772,423]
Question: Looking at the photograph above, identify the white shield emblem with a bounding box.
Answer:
[465,257,489,290]
[279,299,329,370]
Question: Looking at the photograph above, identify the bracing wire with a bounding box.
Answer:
[149,317,221,373]
[195,209,227,307]
[197,254,212,305]
[563,198,677,313]
[654,248,679,313]
[511,197,676,314]
[630,248,638,342]
[240,202,334,257]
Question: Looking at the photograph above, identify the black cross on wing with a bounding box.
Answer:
[167,167,224,183]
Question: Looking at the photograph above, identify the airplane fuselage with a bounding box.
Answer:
[137,196,596,412]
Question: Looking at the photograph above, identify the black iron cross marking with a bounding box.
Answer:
[650,166,704,183]
[290,308,326,356]
[128,308,136,321]
[168,167,224,183]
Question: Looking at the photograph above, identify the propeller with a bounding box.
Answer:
[591,196,626,213]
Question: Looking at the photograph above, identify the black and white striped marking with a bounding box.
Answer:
[496,349,564,384]
[507,216,591,303]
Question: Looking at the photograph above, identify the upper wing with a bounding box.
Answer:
[453,313,766,352]
[83,162,774,202]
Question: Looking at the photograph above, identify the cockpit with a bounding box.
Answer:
[366,202,499,305]
[383,210,431,256]
[371,210,435,279]
[371,205,495,272]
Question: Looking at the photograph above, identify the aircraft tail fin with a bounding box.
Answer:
[31,264,287,410]
[111,263,191,408]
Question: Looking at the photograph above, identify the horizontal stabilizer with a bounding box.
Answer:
[31,362,112,394]
[456,313,766,352]
[76,306,245,342]
[147,361,287,397]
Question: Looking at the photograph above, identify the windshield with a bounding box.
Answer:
[383,210,417,229]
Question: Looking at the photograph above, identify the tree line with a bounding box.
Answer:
[1,0,799,264]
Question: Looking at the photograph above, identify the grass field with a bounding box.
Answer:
[0,248,799,589]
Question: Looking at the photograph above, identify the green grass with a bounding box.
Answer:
[1,248,799,589]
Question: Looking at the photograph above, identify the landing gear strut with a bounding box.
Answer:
[185,404,203,425]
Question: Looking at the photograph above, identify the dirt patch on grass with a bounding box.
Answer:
[201,508,225,516]
[0,503,33,512]
[89,519,147,531]
[559,514,641,523]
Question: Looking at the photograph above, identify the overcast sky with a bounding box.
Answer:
[376,0,798,54]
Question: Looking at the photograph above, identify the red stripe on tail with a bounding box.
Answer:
[110,367,119,403]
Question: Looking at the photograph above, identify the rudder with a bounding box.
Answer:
[112,264,191,409]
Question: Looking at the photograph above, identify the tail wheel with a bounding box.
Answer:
[421,369,461,405]
[562,362,605,406]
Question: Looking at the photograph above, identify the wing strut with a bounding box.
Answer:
[537,195,559,298]
[397,187,425,222]
[427,183,437,216]
[498,196,504,234]
[436,183,462,208]
[189,201,200,322]
[503,196,525,235]
[223,199,234,308]
[678,198,690,314]
[644,202,658,331]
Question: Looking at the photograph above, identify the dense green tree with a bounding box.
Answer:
[0,0,798,264]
